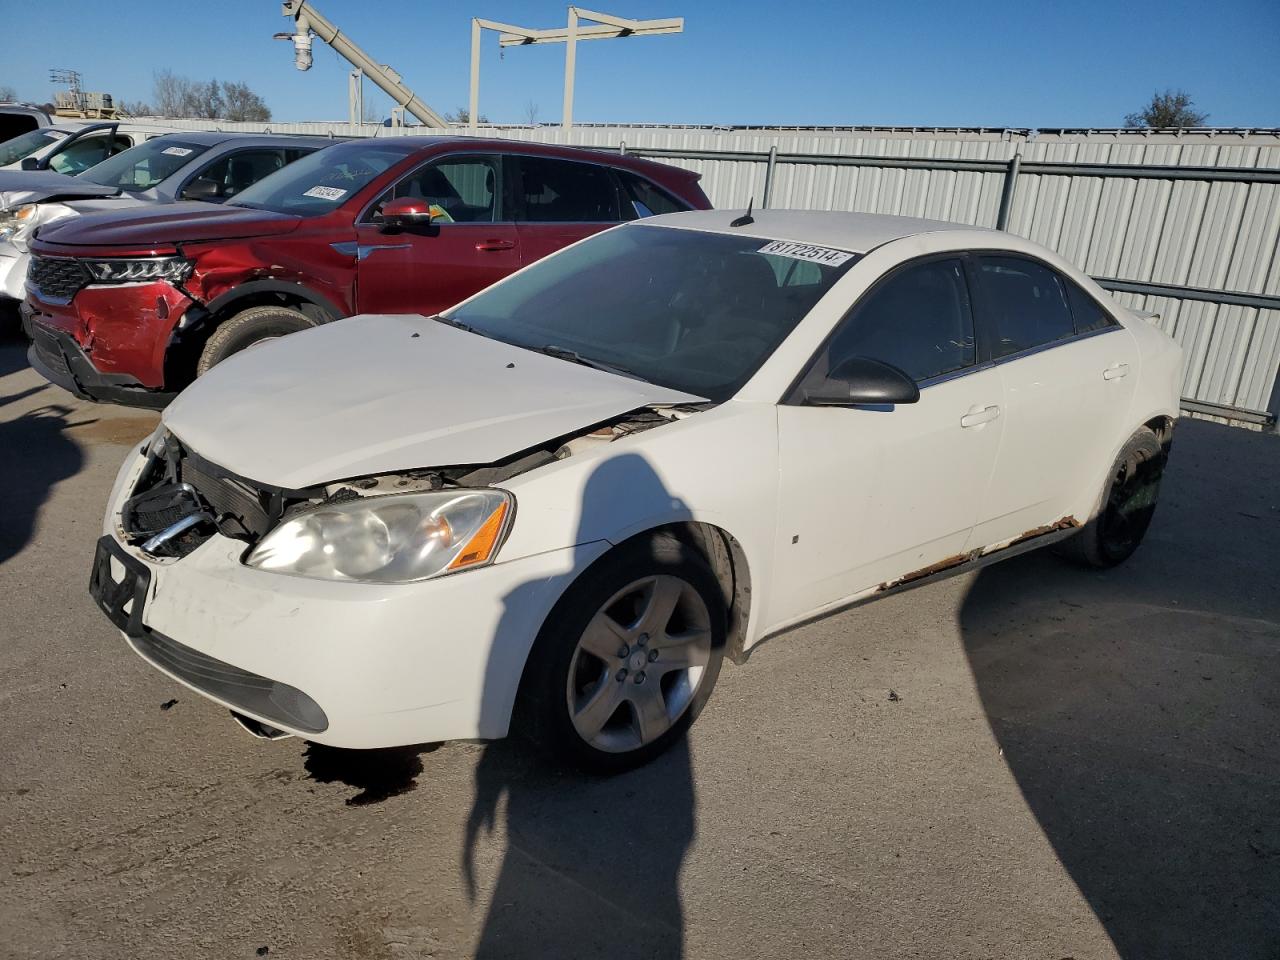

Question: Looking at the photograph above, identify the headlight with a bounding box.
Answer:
[83,256,193,285]
[246,489,512,583]
[0,204,32,242]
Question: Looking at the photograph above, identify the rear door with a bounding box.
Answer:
[967,254,1140,549]
[512,154,624,265]
[772,256,1005,625]
[354,152,520,315]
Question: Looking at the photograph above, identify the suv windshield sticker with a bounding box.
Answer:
[161,146,194,157]
[303,185,348,201]
[757,240,855,267]
[44,130,68,140]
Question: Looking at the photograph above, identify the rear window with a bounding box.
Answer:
[0,113,41,142]
[79,137,211,191]
[617,170,687,219]
[228,141,407,217]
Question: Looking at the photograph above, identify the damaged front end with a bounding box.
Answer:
[120,405,696,563]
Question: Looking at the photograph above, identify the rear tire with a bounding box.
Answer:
[516,533,727,774]
[1060,426,1167,568]
[196,305,319,376]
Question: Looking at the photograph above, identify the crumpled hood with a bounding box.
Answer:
[35,201,300,248]
[163,314,704,489]
[0,169,121,205]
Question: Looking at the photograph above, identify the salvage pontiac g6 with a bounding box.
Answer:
[90,210,1182,772]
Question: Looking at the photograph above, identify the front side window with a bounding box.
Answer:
[367,155,500,223]
[517,155,620,222]
[822,258,976,383]
[78,138,212,191]
[228,141,409,217]
[0,128,66,167]
[47,134,129,175]
[447,224,857,401]
[182,149,289,200]
[977,255,1076,359]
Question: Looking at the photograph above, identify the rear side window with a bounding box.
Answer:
[976,256,1076,359]
[1063,279,1118,335]
[616,170,686,219]
[517,156,620,222]
[824,258,976,383]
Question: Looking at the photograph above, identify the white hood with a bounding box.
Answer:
[163,314,704,489]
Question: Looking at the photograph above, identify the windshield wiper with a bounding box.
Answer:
[534,344,645,381]
[431,314,475,333]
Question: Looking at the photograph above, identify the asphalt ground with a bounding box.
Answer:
[1,330,1277,960]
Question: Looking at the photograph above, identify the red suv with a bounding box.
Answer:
[23,138,710,407]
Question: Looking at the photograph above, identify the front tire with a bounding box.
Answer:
[1061,426,1167,568]
[517,533,727,774]
[196,305,320,376]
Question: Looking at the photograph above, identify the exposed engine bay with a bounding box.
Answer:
[119,405,697,559]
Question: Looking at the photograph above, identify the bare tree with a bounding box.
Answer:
[1125,89,1208,129]
[152,69,189,118]
[0,84,17,102]
[150,70,270,120]
[444,106,489,125]
[524,100,540,125]
[119,99,155,117]
[223,81,271,122]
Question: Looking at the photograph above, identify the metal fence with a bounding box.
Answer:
[137,120,1280,427]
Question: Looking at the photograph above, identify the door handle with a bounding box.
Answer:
[960,404,1001,428]
[475,239,516,252]
[1103,362,1130,380]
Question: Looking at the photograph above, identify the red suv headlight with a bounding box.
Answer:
[83,257,194,285]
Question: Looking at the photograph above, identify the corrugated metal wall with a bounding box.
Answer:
[136,119,1280,423]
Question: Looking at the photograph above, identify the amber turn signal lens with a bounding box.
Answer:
[447,500,509,570]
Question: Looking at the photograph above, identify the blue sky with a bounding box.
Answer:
[4,0,1278,127]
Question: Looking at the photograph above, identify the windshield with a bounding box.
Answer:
[78,137,210,191]
[227,141,406,217]
[447,224,859,402]
[0,128,68,167]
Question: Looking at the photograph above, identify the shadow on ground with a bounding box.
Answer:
[0,403,84,566]
[961,419,1280,959]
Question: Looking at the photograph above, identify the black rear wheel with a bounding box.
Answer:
[1061,426,1167,568]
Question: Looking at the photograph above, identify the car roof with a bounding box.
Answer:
[640,209,979,254]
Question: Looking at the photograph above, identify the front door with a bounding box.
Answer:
[771,257,1005,628]
[355,153,520,316]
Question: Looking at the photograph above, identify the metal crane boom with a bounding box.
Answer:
[280,0,449,129]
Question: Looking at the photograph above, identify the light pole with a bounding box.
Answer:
[470,7,684,133]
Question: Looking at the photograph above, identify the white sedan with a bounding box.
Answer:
[92,210,1182,772]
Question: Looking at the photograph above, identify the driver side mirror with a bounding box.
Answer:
[380,196,435,232]
[181,177,224,202]
[802,355,921,407]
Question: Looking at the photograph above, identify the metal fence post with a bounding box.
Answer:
[996,146,1022,231]
[619,140,627,156]
[762,145,778,208]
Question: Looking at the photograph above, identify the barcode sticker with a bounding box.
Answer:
[302,185,348,201]
[757,240,855,267]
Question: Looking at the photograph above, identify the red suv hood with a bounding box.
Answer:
[34,201,301,248]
